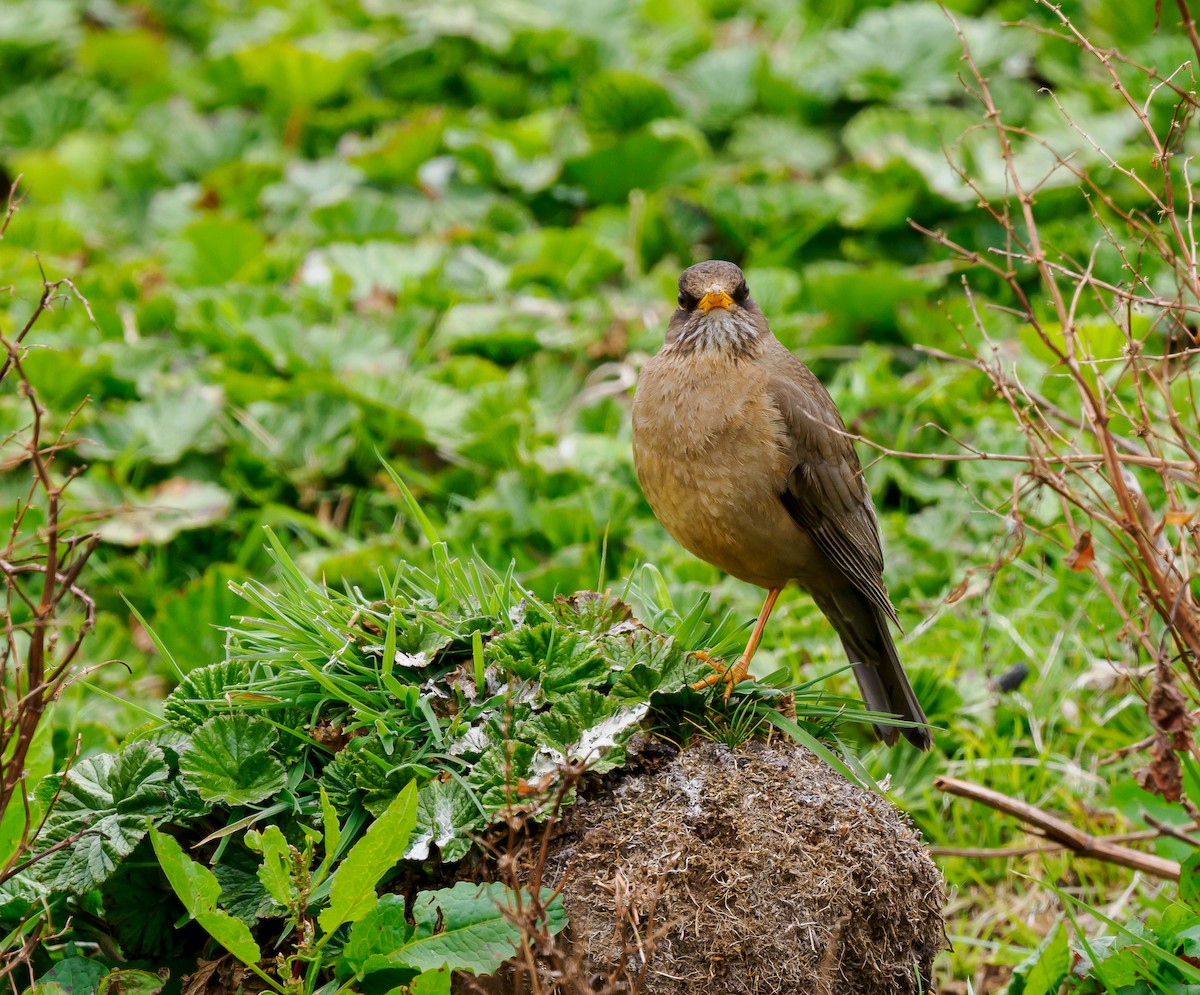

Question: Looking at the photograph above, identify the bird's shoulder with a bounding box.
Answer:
[759,341,860,475]
[760,340,894,614]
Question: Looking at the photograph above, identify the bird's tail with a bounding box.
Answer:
[812,588,932,750]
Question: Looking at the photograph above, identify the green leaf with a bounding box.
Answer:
[246,825,297,908]
[34,958,106,994]
[35,743,169,894]
[166,217,266,286]
[313,240,443,302]
[410,968,452,995]
[341,882,564,977]
[319,780,418,935]
[486,623,610,699]
[677,46,759,128]
[317,784,341,874]
[605,631,701,702]
[431,301,548,363]
[407,778,482,863]
[843,105,977,201]
[97,969,166,995]
[349,111,445,184]
[1183,852,1200,910]
[0,718,54,870]
[563,120,707,203]
[79,385,224,465]
[406,883,565,973]
[727,115,837,175]
[521,691,648,775]
[827,4,1002,105]
[179,715,286,806]
[1008,920,1070,995]
[578,69,677,134]
[209,848,277,925]
[151,564,246,674]
[339,893,412,976]
[89,478,234,546]
[803,261,945,331]
[79,28,168,87]
[233,36,373,106]
[148,825,262,966]
[161,660,253,731]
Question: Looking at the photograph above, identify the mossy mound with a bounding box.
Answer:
[542,739,945,994]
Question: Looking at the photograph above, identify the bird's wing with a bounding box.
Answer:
[767,364,900,628]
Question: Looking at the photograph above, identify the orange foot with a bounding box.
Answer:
[689,652,755,700]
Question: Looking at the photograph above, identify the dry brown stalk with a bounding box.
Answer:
[0,179,101,929]
[468,729,659,994]
[934,776,1181,880]
[929,824,1197,860]
[924,4,1200,761]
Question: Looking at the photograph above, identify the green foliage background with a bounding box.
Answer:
[0,0,1190,987]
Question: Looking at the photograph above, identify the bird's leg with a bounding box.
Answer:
[690,587,783,699]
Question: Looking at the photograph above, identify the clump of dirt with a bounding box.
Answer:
[542,739,945,994]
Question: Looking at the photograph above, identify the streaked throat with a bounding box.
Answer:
[668,309,760,358]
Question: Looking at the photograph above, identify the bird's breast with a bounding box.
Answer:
[632,352,821,589]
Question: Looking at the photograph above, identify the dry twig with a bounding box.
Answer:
[934,776,1181,880]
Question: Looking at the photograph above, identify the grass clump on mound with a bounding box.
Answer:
[15,479,893,992]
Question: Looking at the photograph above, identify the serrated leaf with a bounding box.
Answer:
[486,623,609,699]
[35,743,169,894]
[467,741,537,811]
[339,893,413,977]
[161,660,253,731]
[319,779,418,935]
[332,736,433,817]
[521,691,648,775]
[604,631,700,702]
[34,958,105,993]
[209,848,277,924]
[179,715,286,806]
[407,882,565,973]
[550,591,637,635]
[148,825,261,966]
[407,778,482,863]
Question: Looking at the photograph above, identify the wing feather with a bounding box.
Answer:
[767,367,900,628]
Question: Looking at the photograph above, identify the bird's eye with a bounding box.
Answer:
[678,291,698,310]
[733,281,749,302]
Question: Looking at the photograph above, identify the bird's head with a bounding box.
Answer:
[665,260,766,356]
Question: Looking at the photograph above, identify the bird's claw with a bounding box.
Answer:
[689,652,755,700]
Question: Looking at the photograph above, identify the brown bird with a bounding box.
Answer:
[631,260,931,749]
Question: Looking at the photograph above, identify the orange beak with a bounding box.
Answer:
[698,289,734,313]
